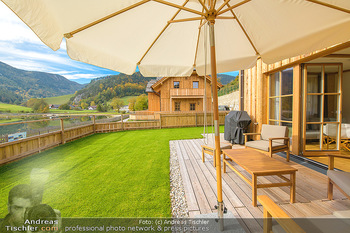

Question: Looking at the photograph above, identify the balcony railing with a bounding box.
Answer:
[170,88,204,96]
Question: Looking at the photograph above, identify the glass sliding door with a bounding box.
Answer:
[268,68,293,138]
[302,64,342,154]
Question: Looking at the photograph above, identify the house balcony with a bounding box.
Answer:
[170,88,204,98]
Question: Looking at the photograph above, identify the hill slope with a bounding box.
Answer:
[0,61,83,103]
[72,72,154,105]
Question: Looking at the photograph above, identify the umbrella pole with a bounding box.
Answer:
[209,20,224,231]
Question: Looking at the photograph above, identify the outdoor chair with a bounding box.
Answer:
[327,154,350,200]
[244,124,290,162]
[202,142,232,167]
[258,195,350,233]
[323,123,350,152]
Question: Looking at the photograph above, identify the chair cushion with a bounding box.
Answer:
[327,170,350,196]
[245,140,285,152]
[261,124,288,144]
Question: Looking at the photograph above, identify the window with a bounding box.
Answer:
[174,81,180,88]
[193,81,199,89]
[175,102,180,111]
[269,68,293,137]
[190,103,196,111]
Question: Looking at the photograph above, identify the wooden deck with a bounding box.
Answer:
[173,137,350,233]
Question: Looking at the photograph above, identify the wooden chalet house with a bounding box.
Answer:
[146,70,222,112]
[240,41,350,158]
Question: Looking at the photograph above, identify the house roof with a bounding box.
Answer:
[146,77,163,93]
[150,70,223,90]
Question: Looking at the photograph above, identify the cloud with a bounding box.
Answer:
[62,73,100,80]
[0,2,42,44]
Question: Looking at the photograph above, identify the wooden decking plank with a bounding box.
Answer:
[201,155,246,208]
[184,159,212,214]
[292,202,332,217]
[182,140,218,210]
[174,138,350,233]
[293,166,341,200]
[178,140,212,214]
[190,140,246,208]
[174,141,199,212]
[312,199,350,213]
[189,210,200,218]
[235,207,263,233]
[279,203,307,218]
[178,139,190,160]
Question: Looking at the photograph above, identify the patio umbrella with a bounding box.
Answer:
[2,0,350,229]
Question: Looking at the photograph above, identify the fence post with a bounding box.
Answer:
[121,114,124,131]
[159,114,162,129]
[195,113,197,127]
[60,118,65,144]
[93,115,96,134]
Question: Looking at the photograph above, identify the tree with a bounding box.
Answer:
[134,94,148,111]
[81,102,89,109]
[110,97,124,112]
[128,97,137,111]
[97,104,108,112]
[59,103,71,110]
[29,99,49,113]
[90,101,96,106]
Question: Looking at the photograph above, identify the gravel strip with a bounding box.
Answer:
[169,140,189,218]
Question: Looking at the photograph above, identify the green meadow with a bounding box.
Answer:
[0,126,222,217]
[44,94,74,105]
[0,102,32,113]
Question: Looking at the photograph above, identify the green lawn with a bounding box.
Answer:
[0,126,223,217]
[0,102,32,113]
[44,94,74,105]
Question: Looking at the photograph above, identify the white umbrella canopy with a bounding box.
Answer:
[3,0,350,229]
[2,0,350,77]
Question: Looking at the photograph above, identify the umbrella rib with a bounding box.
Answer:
[64,0,151,38]
[211,0,217,11]
[193,12,207,67]
[137,0,191,65]
[168,17,205,23]
[197,0,210,13]
[217,0,251,16]
[152,0,206,16]
[225,2,260,55]
[216,0,233,13]
[305,0,350,14]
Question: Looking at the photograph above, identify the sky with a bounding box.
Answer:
[0,2,238,84]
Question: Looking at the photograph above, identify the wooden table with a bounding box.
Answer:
[222,148,298,207]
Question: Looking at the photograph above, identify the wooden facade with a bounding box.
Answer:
[147,70,222,112]
[241,41,350,157]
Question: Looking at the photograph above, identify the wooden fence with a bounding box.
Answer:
[0,112,228,165]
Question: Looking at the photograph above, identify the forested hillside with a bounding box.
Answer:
[71,72,154,106]
[0,61,82,104]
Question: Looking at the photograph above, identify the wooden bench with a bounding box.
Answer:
[258,195,350,233]
[222,148,297,207]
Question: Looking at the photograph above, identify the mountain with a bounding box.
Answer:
[217,74,237,85]
[0,61,83,104]
[218,77,239,96]
[72,72,154,105]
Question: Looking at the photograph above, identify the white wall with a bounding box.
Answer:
[343,71,350,123]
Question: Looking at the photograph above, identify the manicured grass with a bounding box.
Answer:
[0,126,223,217]
[0,102,32,113]
[44,94,74,105]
